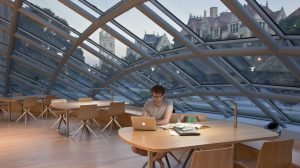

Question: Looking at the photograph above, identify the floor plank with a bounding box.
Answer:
[0,118,183,168]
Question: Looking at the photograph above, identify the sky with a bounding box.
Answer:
[27,0,300,66]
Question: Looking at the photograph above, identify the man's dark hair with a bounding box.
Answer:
[151,85,166,95]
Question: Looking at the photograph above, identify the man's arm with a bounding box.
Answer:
[142,101,149,117]
[156,100,173,125]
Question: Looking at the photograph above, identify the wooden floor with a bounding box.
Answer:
[0,117,183,168]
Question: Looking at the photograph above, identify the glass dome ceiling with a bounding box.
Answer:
[0,0,300,126]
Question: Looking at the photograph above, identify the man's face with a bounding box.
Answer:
[152,91,164,103]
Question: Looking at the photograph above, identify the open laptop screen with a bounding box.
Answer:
[131,116,157,131]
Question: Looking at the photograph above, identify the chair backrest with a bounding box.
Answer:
[108,102,125,116]
[78,97,92,102]
[256,139,294,168]
[23,96,38,109]
[170,113,181,123]
[181,113,207,123]
[190,147,233,168]
[78,104,97,121]
[44,95,57,105]
[51,99,67,104]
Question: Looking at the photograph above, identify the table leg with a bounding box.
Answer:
[148,151,154,168]
[66,110,69,136]
[9,102,11,121]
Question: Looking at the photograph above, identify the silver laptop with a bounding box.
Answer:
[131,116,157,131]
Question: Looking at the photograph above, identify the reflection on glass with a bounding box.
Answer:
[173,59,228,85]
[72,47,118,77]
[111,82,141,102]
[0,31,8,45]
[26,0,91,33]
[11,60,51,86]
[53,81,85,99]
[210,39,264,49]
[0,1,12,21]
[15,39,60,69]
[10,79,42,95]
[181,96,215,111]
[140,65,184,90]
[225,56,300,87]
[18,13,72,52]
[117,76,149,98]
[219,96,267,118]
[272,100,300,122]
[255,0,300,35]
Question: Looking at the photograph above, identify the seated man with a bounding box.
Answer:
[131,85,173,168]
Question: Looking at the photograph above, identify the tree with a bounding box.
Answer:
[279,16,300,34]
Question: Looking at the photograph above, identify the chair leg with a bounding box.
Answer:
[51,114,66,129]
[92,119,101,127]
[182,148,195,168]
[168,152,180,164]
[49,108,58,118]
[80,124,86,141]
[27,110,37,120]
[16,109,28,123]
[73,122,85,137]
[38,107,48,118]
[101,118,113,133]
[86,123,98,137]
[113,117,122,128]
[165,155,171,168]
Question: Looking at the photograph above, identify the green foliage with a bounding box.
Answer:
[279,16,300,34]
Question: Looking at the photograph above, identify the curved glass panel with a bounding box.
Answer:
[111,82,142,102]
[14,38,60,69]
[272,100,300,122]
[10,79,41,95]
[116,75,149,99]
[115,7,183,52]
[0,1,12,21]
[256,0,300,35]
[11,56,52,86]
[219,96,267,118]
[85,0,121,12]
[158,0,276,42]
[57,74,89,95]
[173,59,229,85]
[209,38,264,49]
[180,96,216,112]
[18,13,72,52]
[224,56,300,87]
[26,0,91,33]
[73,46,119,77]
[88,28,144,64]
[140,64,184,90]
[205,85,237,92]
[53,81,85,99]
[0,31,8,45]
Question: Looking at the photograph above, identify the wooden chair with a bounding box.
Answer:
[190,147,234,168]
[0,102,8,118]
[50,99,67,130]
[178,113,207,167]
[234,139,294,168]
[78,97,92,102]
[101,102,125,134]
[73,105,99,141]
[38,95,57,118]
[16,96,38,123]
